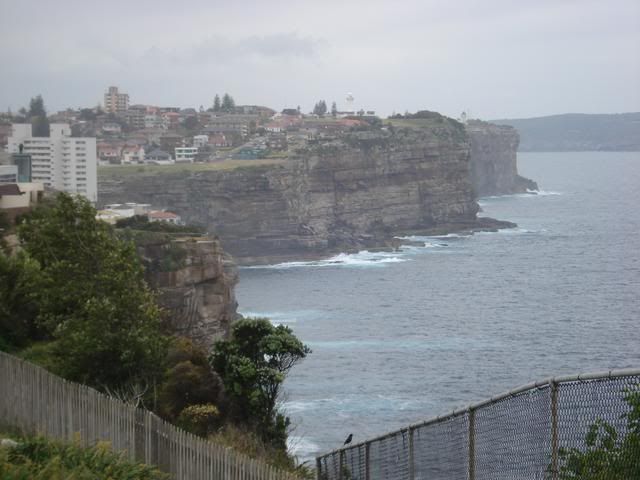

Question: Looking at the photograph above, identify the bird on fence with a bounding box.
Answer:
[343,434,353,445]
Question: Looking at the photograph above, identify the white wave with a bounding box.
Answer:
[248,250,408,269]
[531,190,562,196]
[480,190,562,200]
[476,227,537,235]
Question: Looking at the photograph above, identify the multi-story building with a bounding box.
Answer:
[174,147,198,163]
[7,124,98,202]
[103,86,129,115]
[193,135,209,148]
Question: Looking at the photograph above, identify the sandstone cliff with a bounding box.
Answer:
[132,232,238,348]
[102,117,515,265]
[466,120,538,196]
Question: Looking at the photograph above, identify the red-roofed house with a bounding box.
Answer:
[147,210,181,225]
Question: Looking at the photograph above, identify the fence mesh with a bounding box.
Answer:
[316,371,640,480]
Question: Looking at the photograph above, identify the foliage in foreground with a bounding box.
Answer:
[556,389,640,479]
[0,435,167,480]
[210,318,311,451]
[1,193,168,389]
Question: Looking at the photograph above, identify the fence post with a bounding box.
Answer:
[468,409,475,480]
[408,427,415,480]
[365,442,370,480]
[550,380,559,480]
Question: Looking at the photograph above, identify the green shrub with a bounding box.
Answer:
[556,389,640,479]
[0,435,168,479]
[177,404,221,436]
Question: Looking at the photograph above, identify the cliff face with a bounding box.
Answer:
[467,120,538,196]
[136,235,238,349]
[102,120,515,265]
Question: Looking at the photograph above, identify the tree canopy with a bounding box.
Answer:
[313,100,327,116]
[11,193,168,389]
[210,318,310,449]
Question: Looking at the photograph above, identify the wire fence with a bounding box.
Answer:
[316,369,640,479]
[0,351,301,480]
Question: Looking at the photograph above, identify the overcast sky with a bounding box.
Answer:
[1,0,638,119]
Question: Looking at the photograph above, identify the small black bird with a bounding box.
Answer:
[343,433,353,445]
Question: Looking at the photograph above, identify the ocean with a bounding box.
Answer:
[235,151,640,461]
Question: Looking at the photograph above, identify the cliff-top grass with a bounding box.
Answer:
[99,158,288,177]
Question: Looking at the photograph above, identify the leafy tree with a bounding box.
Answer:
[213,94,221,112]
[28,95,49,137]
[556,389,640,479]
[158,337,225,422]
[221,93,235,112]
[184,115,199,131]
[0,252,41,349]
[331,101,338,117]
[79,108,97,121]
[210,318,310,449]
[17,193,168,389]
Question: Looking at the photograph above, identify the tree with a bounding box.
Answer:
[0,251,41,349]
[313,100,327,116]
[556,389,640,479]
[28,95,49,137]
[221,93,235,112]
[210,318,310,449]
[17,193,168,389]
[184,115,199,131]
[213,94,221,112]
[331,101,338,117]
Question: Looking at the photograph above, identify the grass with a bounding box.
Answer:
[98,159,288,178]
[382,117,446,129]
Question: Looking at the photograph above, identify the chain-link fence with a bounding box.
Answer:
[316,369,640,479]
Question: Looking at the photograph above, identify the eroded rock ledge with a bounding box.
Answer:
[134,234,238,347]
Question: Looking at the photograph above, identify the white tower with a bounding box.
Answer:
[346,93,355,114]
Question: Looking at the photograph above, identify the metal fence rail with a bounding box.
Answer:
[0,351,301,480]
[316,369,640,479]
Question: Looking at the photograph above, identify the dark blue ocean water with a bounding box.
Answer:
[236,152,640,460]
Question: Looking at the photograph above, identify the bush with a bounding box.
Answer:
[210,318,310,450]
[177,404,221,437]
[0,435,168,479]
[157,338,225,422]
[556,389,640,479]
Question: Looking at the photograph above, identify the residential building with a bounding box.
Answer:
[0,182,44,222]
[145,149,172,163]
[193,135,209,148]
[122,145,145,164]
[126,105,147,129]
[208,133,231,148]
[147,210,181,224]
[175,146,198,163]
[0,165,18,183]
[103,86,129,115]
[7,124,98,202]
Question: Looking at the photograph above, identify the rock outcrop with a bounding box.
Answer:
[101,119,516,265]
[467,120,538,196]
[134,233,238,348]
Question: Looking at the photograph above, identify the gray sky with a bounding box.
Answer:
[1,0,638,119]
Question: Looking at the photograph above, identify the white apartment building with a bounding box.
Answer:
[104,86,129,115]
[8,124,98,202]
[193,135,209,148]
[174,146,198,163]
